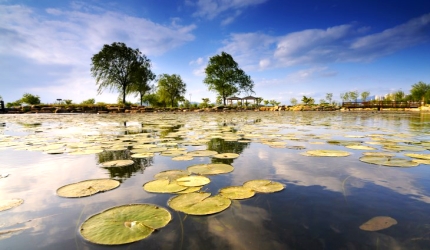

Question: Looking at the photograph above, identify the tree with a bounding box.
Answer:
[91,42,147,105]
[64,99,73,105]
[157,74,186,107]
[290,97,298,106]
[128,56,155,106]
[81,98,95,105]
[21,93,41,105]
[410,81,430,102]
[340,92,350,103]
[263,100,269,106]
[302,96,314,105]
[393,90,405,101]
[204,52,254,105]
[349,91,358,102]
[325,93,333,104]
[215,95,222,105]
[361,91,370,102]
[200,98,210,108]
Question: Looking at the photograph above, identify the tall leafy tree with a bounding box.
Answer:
[410,81,430,102]
[349,90,359,102]
[204,52,254,105]
[290,97,298,106]
[91,42,147,104]
[340,92,350,102]
[129,57,155,106]
[325,93,333,104]
[361,91,370,102]
[157,74,186,107]
[20,93,41,105]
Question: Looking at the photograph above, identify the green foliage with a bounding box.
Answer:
[21,93,41,105]
[340,92,350,102]
[325,93,333,104]
[204,52,254,105]
[302,96,314,105]
[263,100,269,106]
[393,90,405,101]
[290,98,298,106]
[81,98,95,105]
[64,99,73,105]
[91,42,149,104]
[157,74,186,107]
[6,100,22,108]
[128,56,155,106]
[215,95,222,105]
[269,100,280,106]
[200,98,210,108]
[410,81,430,102]
[361,91,370,102]
[349,90,358,102]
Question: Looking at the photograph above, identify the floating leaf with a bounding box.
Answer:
[359,156,419,167]
[130,153,154,158]
[187,163,234,175]
[405,153,430,160]
[345,145,376,150]
[175,186,202,194]
[362,152,395,157]
[187,150,218,157]
[212,153,240,159]
[411,159,430,165]
[101,160,134,167]
[80,204,171,245]
[359,216,397,231]
[383,144,426,152]
[57,179,120,198]
[176,176,211,187]
[172,155,194,161]
[154,170,189,181]
[0,198,24,212]
[243,180,284,193]
[219,186,255,200]
[143,179,187,193]
[168,192,231,215]
[303,150,351,157]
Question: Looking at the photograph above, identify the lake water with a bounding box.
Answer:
[2,111,430,249]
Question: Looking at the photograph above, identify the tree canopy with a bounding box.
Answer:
[410,81,430,102]
[204,52,254,105]
[91,42,150,105]
[128,57,155,106]
[157,74,186,107]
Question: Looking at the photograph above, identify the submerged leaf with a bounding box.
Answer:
[80,204,171,245]
[57,179,120,198]
[359,216,397,231]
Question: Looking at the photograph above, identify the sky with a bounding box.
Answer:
[1,0,430,105]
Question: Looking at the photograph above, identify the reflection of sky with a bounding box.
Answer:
[2,112,430,249]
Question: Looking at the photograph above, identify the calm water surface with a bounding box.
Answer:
[1,112,430,250]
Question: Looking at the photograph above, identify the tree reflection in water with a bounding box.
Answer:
[207,138,250,164]
[96,150,153,182]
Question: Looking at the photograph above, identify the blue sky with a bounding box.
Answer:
[1,0,430,105]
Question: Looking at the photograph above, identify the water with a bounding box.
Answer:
[1,112,430,249]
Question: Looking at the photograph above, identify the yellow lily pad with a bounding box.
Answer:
[168,192,231,215]
[359,216,397,231]
[143,179,187,193]
[101,160,134,167]
[0,198,24,212]
[57,179,120,198]
[359,156,419,167]
[176,176,211,187]
[187,163,234,175]
[212,153,240,159]
[243,180,284,193]
[303,150,351,157]
[219,186,255,200]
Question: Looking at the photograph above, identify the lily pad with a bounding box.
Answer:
[130,153,154,158]
[303,150,351,157]
[345,145,376,150]
[362,152,395,157]
[176,176,211,187]
[143,179,187,193]
[57,179,120,198]
[168,192,231,215]
[243,180,285,193]
[187,150,218,157]
[172,155,194,161]
[175,186,202,194]
[154,170,189,181]
[405,153,430,160]
[101,160,134,167]
[187,163,234,175]
[383,144,426,152]
[359,216,397,231]
[219,186,255,200]
[212,153,240,159]
[80,204,171,245]
[359,156,419,167]
[0,198,24,212]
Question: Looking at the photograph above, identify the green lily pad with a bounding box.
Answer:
[187,150,218,157]
[57,179,120,198]
[154,170,189,181]
[143,179,187,193]
[405,153,430,160]
[303,150,351,157]
[383,144,426,152]
[0,198,24,212]
[345,145,376,150]
[212,153,240,159]
[131,153,154,158]
[243,180,285,193]
[160,150,185,157]
[168,192,231,215]
[359,216,397,231]
[219,186,255,200]
[80,204,171,245]
[187,163,234,175]
[101,160,134,167]
[359,156,419,167]
[362,152,395,157]
[175,186,202,194]
[176,176,211,187]
[411,159,430,165]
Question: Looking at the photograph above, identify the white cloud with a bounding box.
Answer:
[189,57,205,65]
[192,0,267,22]
[218,13,430,70]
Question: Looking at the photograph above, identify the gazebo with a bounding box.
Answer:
[226,96,242,106]
[242,96,260,106]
